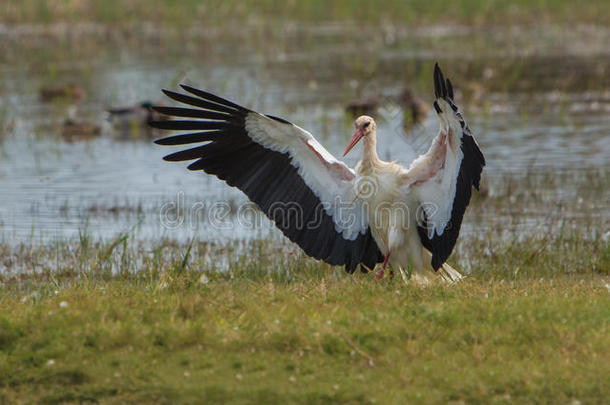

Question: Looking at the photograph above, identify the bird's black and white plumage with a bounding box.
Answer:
[411,64,486,270]
[151,86,383,273]
[152,63,484,281]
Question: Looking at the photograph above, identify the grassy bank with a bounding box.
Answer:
[1,271,609,403]
[0,228,609,403]
[2,0,609,27]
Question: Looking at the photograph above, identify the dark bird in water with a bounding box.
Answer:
[107,101,167,126]
[60,106,101,142]
[345,87,430,129]
[39,84,86,102]
[345,94,382,117]
[107,101,168,139]
[399,87,430,129]
[61,119,101,142]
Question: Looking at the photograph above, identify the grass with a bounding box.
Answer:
[2,0,609,27]
[1,272,609,403]
[1,274,609,404]
[0,222,608,403]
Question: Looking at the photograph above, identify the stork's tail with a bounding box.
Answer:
[438,261,464,283]
[422,248,464,283]
[396,259,464,285]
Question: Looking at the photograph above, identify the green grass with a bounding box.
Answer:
[1,271,609,403]
[2,0,609,27]
[0,224,608,403]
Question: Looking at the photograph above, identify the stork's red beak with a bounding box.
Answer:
[343,129,364,157]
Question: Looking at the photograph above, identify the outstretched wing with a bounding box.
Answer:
[151,85,382,272]
[402,64,485,270]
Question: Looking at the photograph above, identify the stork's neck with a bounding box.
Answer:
[359,130,382,173]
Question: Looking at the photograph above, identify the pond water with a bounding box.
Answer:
[0,23,608,245]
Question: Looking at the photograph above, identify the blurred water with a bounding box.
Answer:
[0,25,608,245]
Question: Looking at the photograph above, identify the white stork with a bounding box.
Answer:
[151,64,485,283]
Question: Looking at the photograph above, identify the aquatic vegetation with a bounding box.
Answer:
[2,0,609,26]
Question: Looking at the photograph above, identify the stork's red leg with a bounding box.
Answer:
[382,251,391,269]
[376,251,391,280]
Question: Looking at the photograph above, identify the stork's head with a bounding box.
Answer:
[343,115,376,156]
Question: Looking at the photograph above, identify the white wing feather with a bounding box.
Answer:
[245,113,369,240]
[403,99,464,237]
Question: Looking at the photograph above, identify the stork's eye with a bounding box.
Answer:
[363,122,370,128]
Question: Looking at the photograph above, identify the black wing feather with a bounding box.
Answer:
[152,86,383,273]
[153,106,233,121]
[150,120,238,131]
[154,130,227,145]
[419,64,485,270]
[161,89,238,114]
